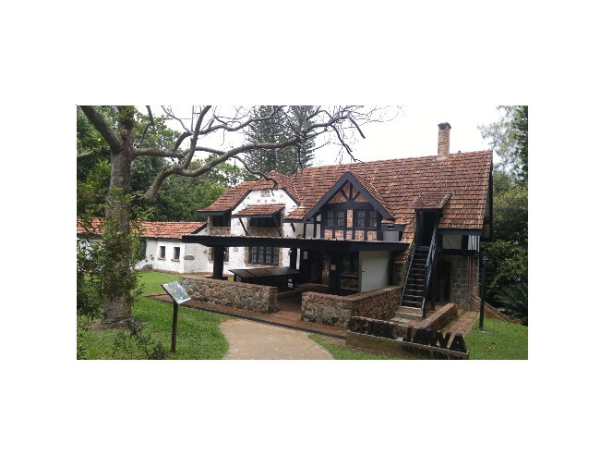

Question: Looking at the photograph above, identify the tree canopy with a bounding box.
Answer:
[77,105,387,326]
[245,106,315,176]
[480,105,529,323]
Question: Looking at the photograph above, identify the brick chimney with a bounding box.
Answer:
[437,122,451,159]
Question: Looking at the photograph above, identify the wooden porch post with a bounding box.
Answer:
[213,246,225,279]
[431,253,437,310]
[329,252,342,294]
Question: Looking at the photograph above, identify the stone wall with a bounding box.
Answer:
[439,254,479,310]
[180,276,277,313]
[301,286,401,328]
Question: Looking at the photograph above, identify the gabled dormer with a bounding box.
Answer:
[303,172,395,241]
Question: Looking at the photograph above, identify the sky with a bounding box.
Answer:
[157,104,502,169]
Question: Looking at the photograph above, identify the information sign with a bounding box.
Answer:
[162,281,191,304]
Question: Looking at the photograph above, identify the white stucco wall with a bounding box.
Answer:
[227,188,300,271]
[134,237,213,274]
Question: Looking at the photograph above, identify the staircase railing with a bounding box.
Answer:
[421,226,438,318]
[399,243,416,306]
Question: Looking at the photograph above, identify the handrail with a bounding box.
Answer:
[399,243,416,306]
[421,226,438,317]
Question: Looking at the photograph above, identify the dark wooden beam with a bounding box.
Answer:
[212,246,225,279]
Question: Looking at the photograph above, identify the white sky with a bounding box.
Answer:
[157,104,501,168]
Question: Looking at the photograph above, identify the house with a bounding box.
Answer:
[183,123,493,324]
[133,222,207,273]
[77,219,208,274]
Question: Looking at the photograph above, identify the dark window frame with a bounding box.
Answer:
[326,209,346,228]
[211,212,232,227]
[248,246,279,266]
[342,252,359,275]
[250,212,281,228]
[354,209,378,228]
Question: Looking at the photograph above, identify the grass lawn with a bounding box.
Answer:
[78,271,229,360]
[464,317,528,360]
[310,316,528,360]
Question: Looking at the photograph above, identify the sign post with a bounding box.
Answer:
[161,281,191,354]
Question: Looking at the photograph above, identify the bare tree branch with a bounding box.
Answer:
[136,105,157,147]
[161,105,190,133]
[132,148,185,159]
[231,155,279,189]
[77,147,110,160]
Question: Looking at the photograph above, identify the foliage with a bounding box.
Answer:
[111,319,167,360]
[480,106,528,321]
[76,191,144,320]
[78,105,382,325]
[152,159,245,221]
[480,106,528,182]
[77,271,229,360]
[245,105,315,176]
[464,317,528,360]
[495,283,528,324]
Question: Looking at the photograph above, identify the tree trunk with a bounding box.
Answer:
[101,109,135,328]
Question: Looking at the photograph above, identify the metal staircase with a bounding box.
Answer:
[399,226,438,318]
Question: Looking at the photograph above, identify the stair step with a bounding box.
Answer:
[401,301,422,308]
[395,306,423,320]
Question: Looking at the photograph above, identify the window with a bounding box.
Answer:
[326,209,346,227]
[173,247,180,260]
[250,213,281,228]
[211,212,231,227]
[354,210,378,228]
[249,246,279,265]
[342,252,359,274]
[159,246,166,259]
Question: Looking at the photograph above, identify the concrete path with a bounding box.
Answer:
[220,319,333,360]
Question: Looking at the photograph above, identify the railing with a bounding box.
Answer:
[399,243,416,306]
[421,226,438,318]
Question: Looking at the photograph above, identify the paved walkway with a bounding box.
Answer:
[220,319,333,360]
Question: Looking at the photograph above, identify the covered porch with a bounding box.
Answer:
[181,234,409,295]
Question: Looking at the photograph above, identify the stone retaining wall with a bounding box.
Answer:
[180,277,277,313]
[414,303,458,331]
[301,286,401,328]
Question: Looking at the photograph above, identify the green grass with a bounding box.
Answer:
[310,317,528,360]
[78,271,229,360]
[465,317,528,360]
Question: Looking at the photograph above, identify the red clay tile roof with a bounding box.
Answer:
[137,222,206,239]
[197,181,257,213]
[250,172,301,204]
[409,192,453,210]
[76,217,105,236]
[208,151,492,231]
[77,219,206,239]
[233,204,286,217]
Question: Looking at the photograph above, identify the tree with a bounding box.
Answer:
[78,105,386,327]
[245,106,316,176]
[480,105,528,182]
[480,105,529,323]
